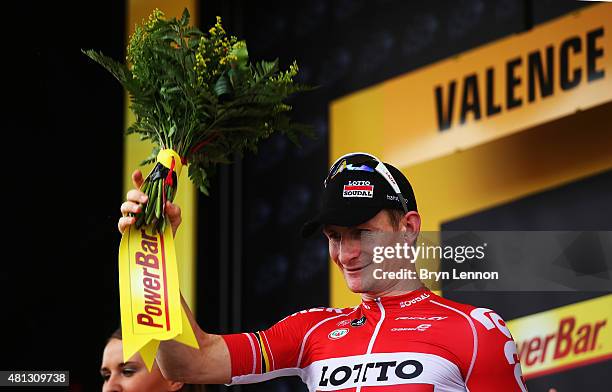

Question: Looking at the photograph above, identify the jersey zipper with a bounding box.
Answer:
[356,298,386,392]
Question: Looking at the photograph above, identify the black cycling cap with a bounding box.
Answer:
[301,153,417,237]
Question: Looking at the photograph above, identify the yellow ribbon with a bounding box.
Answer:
[118,150,198,370]
[156,149,183,178]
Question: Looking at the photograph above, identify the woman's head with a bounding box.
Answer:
[100,328,184,392]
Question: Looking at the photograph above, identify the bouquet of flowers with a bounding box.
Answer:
[84,9,312,232]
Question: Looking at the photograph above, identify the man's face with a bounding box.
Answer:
[323,210,405,295]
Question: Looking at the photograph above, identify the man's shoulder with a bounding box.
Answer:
[278,305,358,325]
[425,292,478,314]
[425,293,512,337]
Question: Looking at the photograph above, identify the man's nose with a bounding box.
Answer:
[338,235,361,265]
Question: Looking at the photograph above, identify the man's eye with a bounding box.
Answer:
[100,373,110,381]
[122,369,136,377]
[360,229,376,237]
[326,232,340,240]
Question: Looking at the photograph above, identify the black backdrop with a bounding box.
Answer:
[4,1,126,390]
[3,1,595,391]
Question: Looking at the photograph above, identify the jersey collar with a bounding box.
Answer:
[360,287,432,311]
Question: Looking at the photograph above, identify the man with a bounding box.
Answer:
[119,152,527,391]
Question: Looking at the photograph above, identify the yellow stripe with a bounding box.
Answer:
[256,332,271,373]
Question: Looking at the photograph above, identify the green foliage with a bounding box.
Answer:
[83,8,313,195]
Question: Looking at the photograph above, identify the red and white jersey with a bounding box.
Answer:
[222,288,527,391]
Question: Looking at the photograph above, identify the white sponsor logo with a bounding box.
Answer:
[470,308,511,338]
[337,319,351,327]
[343,180,374,198]
[391,324,432,332]
[319,358,424,387]
[328,328,349,340]
[386,194,400,201]
[301,352,464,391]
[395,316,447,321]
[348,180,371,186]
[399,293,430,308]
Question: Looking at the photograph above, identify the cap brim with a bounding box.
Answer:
[301,206,383,238]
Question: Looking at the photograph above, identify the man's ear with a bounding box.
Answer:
[167,380,184,391]
[401,211,421,244]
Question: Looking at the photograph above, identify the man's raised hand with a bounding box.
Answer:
[118,169,182,236]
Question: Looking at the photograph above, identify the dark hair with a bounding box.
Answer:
[385,209,405,229]
[109,327,122,341]
[107,327,206,392]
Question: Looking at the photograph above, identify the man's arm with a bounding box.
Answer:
[156,295,231,384]
[467,307,528,392]
[119,170,231,384]
[119,170,327,385]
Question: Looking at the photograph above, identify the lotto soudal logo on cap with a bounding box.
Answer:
[328,328,349,340]
[343,181,373,198]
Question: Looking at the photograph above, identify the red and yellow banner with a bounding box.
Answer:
[507,294,612,379]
